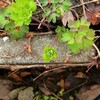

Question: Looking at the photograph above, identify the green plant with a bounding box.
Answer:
[8,0,37,26]
[55,17,95,53]
[5,23,29,39]
[0,0,37,39]
[40,0,72,23]
[0,8,9,28]
[35,91,58,100]
[43,46,57,62]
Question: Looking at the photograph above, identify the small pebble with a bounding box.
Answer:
[3,37,9,42]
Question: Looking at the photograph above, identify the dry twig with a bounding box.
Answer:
[0,62,94,70]
[80,0,87,18]
[70,0,98,9]
[32,62,94,81]
[93,43,100,57]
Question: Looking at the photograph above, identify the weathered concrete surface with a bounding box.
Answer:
[0,35,95,64]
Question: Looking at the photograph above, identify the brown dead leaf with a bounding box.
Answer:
[20,72,31,77]
[57,79,65,88]
[64,81,70,88]
[27,45,32,54]
[65,73,86,89]
[77,85,100,100]
[25,33,33,38]
[75,72,86,78]
[91,12,100,25]
[0,0,8,8]
[62,11,74,26]
[0,31,7,36]
[86,3,100,25]
[9,73,22,82]
[0,0,12,8]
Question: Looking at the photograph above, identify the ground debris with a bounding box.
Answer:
[77,85,100,100]
[0,79,12,100]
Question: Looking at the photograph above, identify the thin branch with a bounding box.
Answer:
[80,0,87,18]
[31,16,50,30]
[32,62,94,81]
[70,9,79,19]
[86,63,94,73]
[27,36,33,54]
[29,31,54,36]
[70,0,98,9]
[93,43,100,57]
[95,36,100,39]
[0,62,94,70]
[64,81,87,94]
[36,0,45,12]
[94,30,100,32]
[38,17,46,29]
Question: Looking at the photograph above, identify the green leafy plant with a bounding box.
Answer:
[34,88,65,100]
[55,17,95,53]
[0,8,9,28]
[0,0,37,39]
[40,0,72,23]
[43,46,57,62]
[8,0,37,26]
[35,91,58,100]
[5,23,29,39]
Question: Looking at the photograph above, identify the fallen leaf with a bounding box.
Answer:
[57,79,65,88]
[62,11,74,26]
[75,72,86,78]
[20,72,31,77]
[0,0,8,8]
[91,12,100,25]
[9,73,22,82]
[65,73,86,89]
[77,85,100,100]
[25,33,33,38]
[86,3,100,25]
[27,45,32,54]
[64,81,70,88]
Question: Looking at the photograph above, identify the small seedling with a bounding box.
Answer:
[56,17,95,53]
[43,46,57,62]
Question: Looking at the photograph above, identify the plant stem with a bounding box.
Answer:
[93,43,100,57]
[70,0,98,9]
